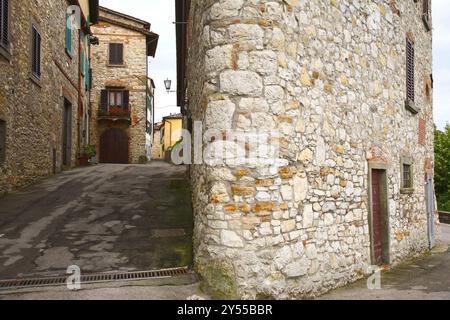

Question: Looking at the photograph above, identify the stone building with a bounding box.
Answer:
[90,7,159,164]
[176,0,437,298]
[0,0,99,194]
[151,122,164,160]
[161,113,184,160]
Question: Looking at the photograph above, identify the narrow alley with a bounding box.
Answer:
[0,162,193,279]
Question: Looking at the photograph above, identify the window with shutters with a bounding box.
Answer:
[99,89,130,116]
[423,0,431,31]
[81,47,85,75]
[108,43,124,65]
[405,37,418,114]
[0,119,5,164]
[65,12,72,55]
[31,24,42,81]
[0,0,9,50]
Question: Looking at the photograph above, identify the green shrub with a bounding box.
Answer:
[81,145,96,158]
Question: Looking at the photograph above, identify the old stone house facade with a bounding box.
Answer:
[90,7,159,164]
[151,122,163,160]
[176,0,436,299]
[161,113,184,160]
[0,0,98,194]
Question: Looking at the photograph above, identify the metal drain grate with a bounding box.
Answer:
[0,266,189,290]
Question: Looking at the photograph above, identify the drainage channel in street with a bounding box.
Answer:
[0,266,190,291]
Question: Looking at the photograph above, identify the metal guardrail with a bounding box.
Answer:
[439,211,450,224]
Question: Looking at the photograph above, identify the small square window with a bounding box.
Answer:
[403,164,412,188]
[401,157,414,193]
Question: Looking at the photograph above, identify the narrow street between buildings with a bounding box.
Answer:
[0,162,193,280]
[0,225,449,300]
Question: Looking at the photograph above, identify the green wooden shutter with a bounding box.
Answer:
[65,13,72,53]
[85,57,89,90]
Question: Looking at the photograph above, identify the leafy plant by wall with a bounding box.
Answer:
[435,124,450,211]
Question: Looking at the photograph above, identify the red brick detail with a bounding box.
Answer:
[418,118,426,146]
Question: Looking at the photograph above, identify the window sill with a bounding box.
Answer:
[405,99,419,115]
[29,75,42,88]
[65,48,73,60]
[107,64,126,68]
[0,46,11,61]
[400,188,414,195]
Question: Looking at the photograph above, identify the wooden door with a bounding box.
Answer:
[372,169,383,265]
[100,128,129,164]
[62,99,72,166]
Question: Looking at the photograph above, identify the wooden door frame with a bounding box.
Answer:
[368,161,391,266]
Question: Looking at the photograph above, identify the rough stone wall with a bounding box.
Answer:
[187,0,435,299]
[0,0,87,194]
[90,21,148,164]
[151,126,163,159]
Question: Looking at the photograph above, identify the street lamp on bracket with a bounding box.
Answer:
[164,78,177,94]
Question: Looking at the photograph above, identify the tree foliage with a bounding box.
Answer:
[435,124,450,211]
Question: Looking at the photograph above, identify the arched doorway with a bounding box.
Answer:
[100,128,129,164]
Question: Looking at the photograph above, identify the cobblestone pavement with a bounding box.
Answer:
[0,162,193,279]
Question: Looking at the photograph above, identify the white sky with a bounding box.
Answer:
[100,0,449,129]
[433,0,450,130]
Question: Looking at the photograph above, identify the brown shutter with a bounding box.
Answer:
[109,44,116,64]
[117,44,123,64]
[36,30,41,76]
[109,43,124,65]
[0,0,9,48]
[100,90,108,111]
[406,39,415,103]
[31,26,41,78]
[123,90,130,110]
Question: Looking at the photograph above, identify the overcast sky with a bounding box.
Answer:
[433,0,450,130]
[101,0,449,129]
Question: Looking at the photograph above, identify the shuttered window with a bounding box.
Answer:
[109,43,124,65]
[0,0,9,49]
[85,57,90,90]
[100,89,130,112]
[81,48,85,74]
[31,25,41,79]
[65,13,72,53]
[406,38,415,104]
[0,120,5,164]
